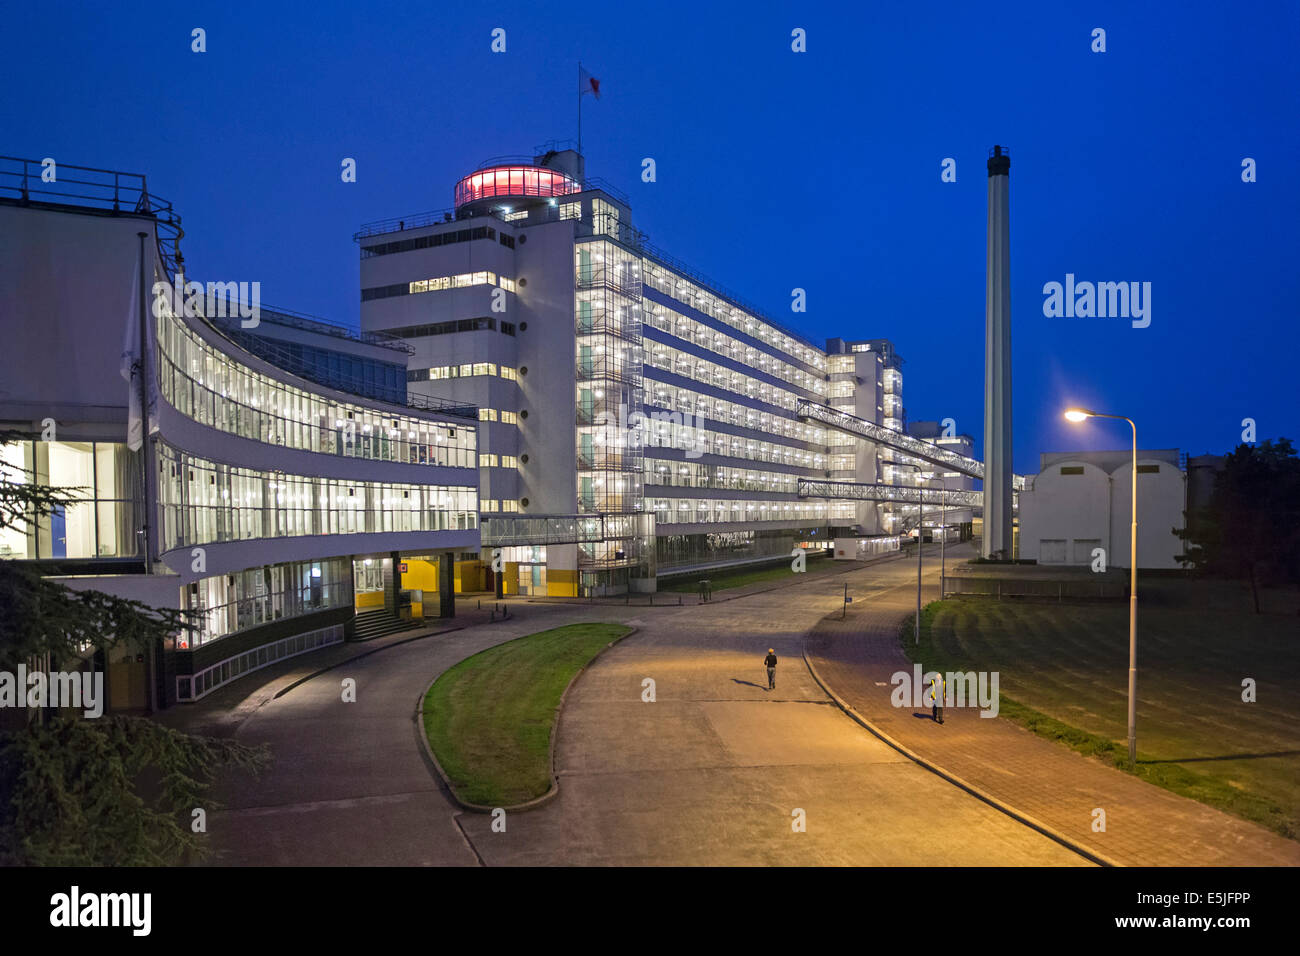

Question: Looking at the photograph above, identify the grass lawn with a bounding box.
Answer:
[659,553,844,593]
[904,578,1300,839]
[422,622,632,807]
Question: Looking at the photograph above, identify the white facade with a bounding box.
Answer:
[1018,449,1186,569]
[359,148,916,594]
[1,159,479,708]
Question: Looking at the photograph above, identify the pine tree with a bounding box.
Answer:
[0,432,267,864]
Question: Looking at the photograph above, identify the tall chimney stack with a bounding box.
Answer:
[982,145,1013,559]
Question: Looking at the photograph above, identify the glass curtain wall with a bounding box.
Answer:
[156,308,475,467]
[156,443,477,552]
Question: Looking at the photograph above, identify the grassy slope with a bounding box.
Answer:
[422,622,632,807]
[903,579,1299,839]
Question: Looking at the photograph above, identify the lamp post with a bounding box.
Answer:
[885,459,923,644]
[1065,406,1139,768]
[923,475,948,599]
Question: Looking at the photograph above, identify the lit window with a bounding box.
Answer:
[500,366,518,381]
[501,455,518,468]
[479,408,498,422]
[501,411,518,425]
[480,454,499,467]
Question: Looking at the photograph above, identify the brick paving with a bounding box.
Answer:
[804,552,1300,866]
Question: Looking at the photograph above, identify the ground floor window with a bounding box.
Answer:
[179,556,351,648]
[0,440,141,560]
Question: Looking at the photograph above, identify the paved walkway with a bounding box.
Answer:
[460,569,1085,865]
[804,545,1300,867]
[173,549,1086,866]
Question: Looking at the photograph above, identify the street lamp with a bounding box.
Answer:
[884,459,923,644]
[1064,405,1139,768]
[922,474,948,599]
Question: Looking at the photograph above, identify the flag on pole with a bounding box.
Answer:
[121,244,145,451]
[121,242,160,451]
[579,66,601,99]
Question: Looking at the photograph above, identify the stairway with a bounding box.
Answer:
[348,608,421,642]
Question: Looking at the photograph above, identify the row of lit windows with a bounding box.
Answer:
[642,261,826,373]
[454,165,581,207]
[644,301,827,397]
[477,408,519,424]
[650,498,829,525]
[422,364,519,381]
[408,271,515,294]
[479,499,521,513]
[646,340,804,413]
[156,307,477,467]
[478,454,520,468]
[643,382,827,446]
[645,460,800,495]
[592,416,826,471]
[156,444,478,552]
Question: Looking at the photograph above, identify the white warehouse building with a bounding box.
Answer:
[1018,449,1187,569]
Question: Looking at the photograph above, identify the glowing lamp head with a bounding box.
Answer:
[1064,408,1093,423]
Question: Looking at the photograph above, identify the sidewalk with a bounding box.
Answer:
[804,579,1300,867]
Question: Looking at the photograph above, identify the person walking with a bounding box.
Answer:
[928,673,945,724]
[764,648,778,690]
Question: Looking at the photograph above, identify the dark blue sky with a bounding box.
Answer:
[4,1,1296,473]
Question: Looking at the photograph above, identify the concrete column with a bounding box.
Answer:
[385,550,400,614]
[982,145,1014,558]
[439,551,456,618]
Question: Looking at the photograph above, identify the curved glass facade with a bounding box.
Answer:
[454,164,581,208]
[156,443,477,552]
[156,310,476,467]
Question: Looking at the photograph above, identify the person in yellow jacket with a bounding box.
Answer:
[927,673,946,724]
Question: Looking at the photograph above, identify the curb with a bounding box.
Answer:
[416,623,640,815]
[801,636,1122,868]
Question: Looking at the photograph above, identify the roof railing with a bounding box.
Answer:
[0,154,185,279]
[206,300,414,353]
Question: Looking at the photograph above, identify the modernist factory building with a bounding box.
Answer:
[1,161,479,709]
[1,147,964,707]
[358,146,953,595]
